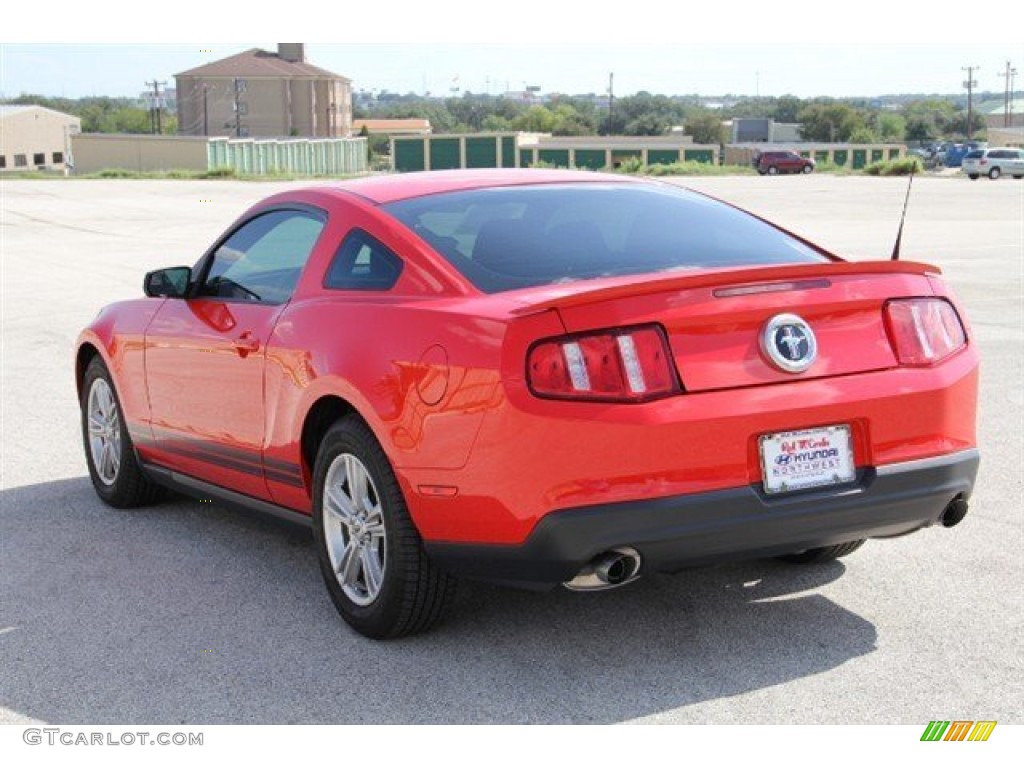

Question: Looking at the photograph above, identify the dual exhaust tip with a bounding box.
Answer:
[563,547,642,592]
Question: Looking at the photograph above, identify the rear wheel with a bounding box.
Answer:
[767,166,779,175]
[312,415,455,639]
[81,357,162,508]
[988,167,1002,180]
[779,540,865,564]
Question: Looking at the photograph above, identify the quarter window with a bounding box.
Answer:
[199,209,325,304]
[324,229,403,291]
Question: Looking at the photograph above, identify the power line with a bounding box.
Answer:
[961,65,980,141]
[144,79,167,134]
[233,78,247,138]
[999,61,1017,128]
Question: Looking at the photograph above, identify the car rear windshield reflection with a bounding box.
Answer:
[383,183,829,293]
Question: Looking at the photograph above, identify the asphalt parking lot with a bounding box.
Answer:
[1,173,1021,724]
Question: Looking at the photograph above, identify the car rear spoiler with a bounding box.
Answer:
[508,260,941,316]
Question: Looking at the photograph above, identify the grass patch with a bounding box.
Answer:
[636,161,757,177]
[812,162,855,176]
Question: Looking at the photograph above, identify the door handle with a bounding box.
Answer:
[232,332,260,357]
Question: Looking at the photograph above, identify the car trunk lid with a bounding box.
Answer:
[508,261,940,392]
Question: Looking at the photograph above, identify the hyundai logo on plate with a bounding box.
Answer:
[762,314,817,373]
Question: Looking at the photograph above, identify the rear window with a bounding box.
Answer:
[965,150,985,159]
[383,183,828,293]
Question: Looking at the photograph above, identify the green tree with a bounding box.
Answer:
[626,113,669,136]
[849,127,879,144]
[798,102,868,142]
[685,113,725,144]
[773,95,803,123]
[512,105,558,133]
[875,113,905,141]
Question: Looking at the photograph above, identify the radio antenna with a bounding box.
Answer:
[890,167,916,261]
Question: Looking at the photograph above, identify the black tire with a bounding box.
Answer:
[988,167,1001,180]
[779,540,865,564]
[801,164,813,174]
[80,356,162,508]
[767,166,779,175]
[1012,175,1023,179]
[312,415,455,639]
[968,174,979,180]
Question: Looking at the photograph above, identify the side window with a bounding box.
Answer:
[200,209,325,304]
[324,229,404,291]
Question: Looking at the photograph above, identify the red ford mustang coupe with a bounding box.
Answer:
[76,170,979,638]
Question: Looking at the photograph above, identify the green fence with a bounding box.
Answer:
[207,137,367,176]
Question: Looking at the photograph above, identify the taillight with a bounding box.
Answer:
[884,298,967,366]
[980,158,988,165]
[527,325,681,402]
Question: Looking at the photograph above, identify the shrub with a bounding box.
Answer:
[201,166,237,179]
[863,157,923,176]
[95,168,138,178]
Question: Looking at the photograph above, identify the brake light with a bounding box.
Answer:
[528,325,681,401]
[884,298,966,366]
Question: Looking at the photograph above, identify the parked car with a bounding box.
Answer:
[754,150,815,175]
[77,170,980,639]
[961,147,1024,179]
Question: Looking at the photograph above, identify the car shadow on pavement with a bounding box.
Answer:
[0,477,876,724]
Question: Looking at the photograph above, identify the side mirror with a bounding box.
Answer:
[144,266,192,298]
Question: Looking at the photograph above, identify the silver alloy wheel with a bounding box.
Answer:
[87,378,121,486]
[322,453,387,606]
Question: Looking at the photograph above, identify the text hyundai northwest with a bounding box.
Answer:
[76,170,980,638]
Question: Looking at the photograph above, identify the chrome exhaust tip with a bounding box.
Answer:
[563,547,642,591]
[942,496,969,528]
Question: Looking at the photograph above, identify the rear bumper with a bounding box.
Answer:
[423,448,979,590]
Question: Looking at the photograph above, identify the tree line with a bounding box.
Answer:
[3,91,984,143]
[358,91,986,143]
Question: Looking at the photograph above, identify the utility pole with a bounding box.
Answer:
[1000,61,1017,128]
[233,78,246,138]
[962,65,980,141]
[145,79,166,134]
[202,84,209,136]
[607,72,615,136]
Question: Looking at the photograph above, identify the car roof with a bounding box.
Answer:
[319,168,644,205]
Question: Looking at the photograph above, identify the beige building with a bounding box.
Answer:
[0,105,81,173]
[353,118,432,136]
[176,44,352,138]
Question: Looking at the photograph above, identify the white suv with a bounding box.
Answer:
[962,147,1024,180]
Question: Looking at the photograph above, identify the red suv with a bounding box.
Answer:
[755,150,815,175]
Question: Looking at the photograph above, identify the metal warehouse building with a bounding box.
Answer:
[0,105,80,174]
[391,133,719,172]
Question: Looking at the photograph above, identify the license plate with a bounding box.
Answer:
[759,425,855,495]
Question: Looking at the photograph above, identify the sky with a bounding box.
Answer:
[1,2,1021,102]
[1,43,1020,101]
